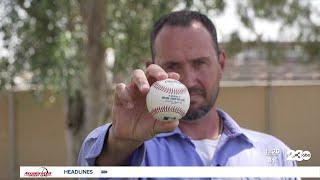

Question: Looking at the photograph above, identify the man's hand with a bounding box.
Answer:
[96,64,180,165]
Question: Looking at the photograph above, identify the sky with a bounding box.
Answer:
[213,0,320,42]
[213,0,280,42]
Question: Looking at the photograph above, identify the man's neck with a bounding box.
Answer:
[179,107,220,140]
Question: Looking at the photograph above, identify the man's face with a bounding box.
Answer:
[154,22,225,121]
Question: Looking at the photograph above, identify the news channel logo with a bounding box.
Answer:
[24,166,52,177]
[287,150,311,162]
[265,148,311,165]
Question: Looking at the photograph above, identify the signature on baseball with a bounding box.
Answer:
[146,79,190,121]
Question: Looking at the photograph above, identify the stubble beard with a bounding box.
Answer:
[181,83,220,122]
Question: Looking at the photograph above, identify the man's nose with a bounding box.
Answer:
[180,68,197,88]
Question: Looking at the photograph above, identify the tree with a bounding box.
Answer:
[226,0,319,62]
[0,0,185,165]
[0,0,107,164]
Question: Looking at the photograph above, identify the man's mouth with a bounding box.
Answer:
[190,93,203,99]
[188,87,206,97]
[188,88,205,103]
[189,93,205,106]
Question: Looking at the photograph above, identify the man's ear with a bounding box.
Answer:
[218,50,226,71]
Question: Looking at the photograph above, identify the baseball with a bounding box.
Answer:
[146,78,190,121]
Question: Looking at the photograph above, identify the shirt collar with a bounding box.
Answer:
[155,108,254,146]
[217,108,254,146]
[155,126,185,138]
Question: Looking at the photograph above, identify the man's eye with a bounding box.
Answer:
[166,63,179,70]
[194,60,206,67]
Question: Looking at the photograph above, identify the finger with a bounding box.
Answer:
[114,83,134,109]
[167,72,180,80]
[145,64,168,82]
[131,69,150,94]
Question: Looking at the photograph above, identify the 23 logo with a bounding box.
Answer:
[287,150,311,161]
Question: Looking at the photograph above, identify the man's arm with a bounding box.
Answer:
[79,64,180,166]
[95,126,143,165]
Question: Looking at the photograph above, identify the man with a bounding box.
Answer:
[78,10,296,175]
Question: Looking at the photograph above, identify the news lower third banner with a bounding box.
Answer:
[20,166,320,178]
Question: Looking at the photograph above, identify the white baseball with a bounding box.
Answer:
[146,78,190,121]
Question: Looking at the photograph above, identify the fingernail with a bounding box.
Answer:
[141,84,149,91]
[158,72,167,79]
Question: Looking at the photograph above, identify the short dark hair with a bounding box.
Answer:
[151,10,220,61]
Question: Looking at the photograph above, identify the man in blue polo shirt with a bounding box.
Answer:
[78,10,296,172]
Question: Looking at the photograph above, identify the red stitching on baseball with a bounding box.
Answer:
[150,105,186,117]
[153,81,187,95]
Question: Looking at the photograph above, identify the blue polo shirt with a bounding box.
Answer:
[78,109,297,178]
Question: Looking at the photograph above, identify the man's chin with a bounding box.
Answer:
[190,98,204,106]
[181,105,211,122]
[189,101,204,111]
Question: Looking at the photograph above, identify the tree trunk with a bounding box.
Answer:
[65,0,109,165]
[79,0,108,131]
[64,90,85,165]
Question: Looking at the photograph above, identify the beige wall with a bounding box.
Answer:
[217,84,320,167]
[0,83,319,178]
[0,91,67,179]
[0,92,10,178]
[271,85,320,166]
[217,86,268,133]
